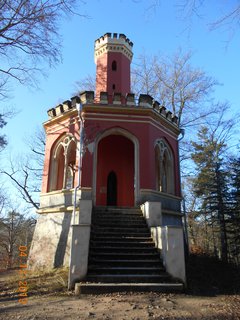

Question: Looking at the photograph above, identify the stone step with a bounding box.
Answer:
[75,282,184,294]
[77,206,184,295]
[91,234,152,243]
[88,259,162,267]
[92,226,149,233]
[89,252,160,260]
[92,221,146,227]
[94,206,141,213]
[92,214,143,222]
[93,210,143,215]
[93,216,143,222]
[93,211,143,215]
[85,274,172,283]
[92,221,147,226]
[88,266,165,275]
[90,236,153,242]
[90,247,158,253]
[91,231,151,237]
[90,241,155,247]
[92,223,148,228]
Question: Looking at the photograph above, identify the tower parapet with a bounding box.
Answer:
[47,91,179,126]
[94,33,133,63]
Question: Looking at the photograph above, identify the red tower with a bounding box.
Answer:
[95,33,133,100]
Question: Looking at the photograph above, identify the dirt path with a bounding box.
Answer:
[1,292,240,320]
[1,269,239,319]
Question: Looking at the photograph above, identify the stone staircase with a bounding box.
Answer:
[75,206,183,294]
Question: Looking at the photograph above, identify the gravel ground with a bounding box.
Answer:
[1,291,240,320]
[1,269,240,320]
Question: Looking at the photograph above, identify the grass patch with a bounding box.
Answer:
[27,267,69,294]
[1,267,70,297]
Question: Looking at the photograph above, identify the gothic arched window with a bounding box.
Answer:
[112,60,117,71]
[48,135,77,192]
[155,139,175,194]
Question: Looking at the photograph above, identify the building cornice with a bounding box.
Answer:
[83,105,180,136]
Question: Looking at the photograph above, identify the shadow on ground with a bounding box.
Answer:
[186,253,240,296]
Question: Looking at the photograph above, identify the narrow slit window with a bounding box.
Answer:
[112,60,117,71]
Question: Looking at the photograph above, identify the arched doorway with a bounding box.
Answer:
[107,171,117,206]
[96,134,135,207]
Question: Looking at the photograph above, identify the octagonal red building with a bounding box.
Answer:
[29,33,186,291]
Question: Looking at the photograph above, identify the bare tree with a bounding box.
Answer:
[0,189,8,217]
[0,113,7,150]
[24,126,45,169]
[132,49,218,129]
[74,74,96,95]
[131,53,159,97]
[0,210,35,268]
[0,108,16,151]
[2,164,40,210]
[0,0,85,99]
[1,127,46,209]
[178,1,240,39]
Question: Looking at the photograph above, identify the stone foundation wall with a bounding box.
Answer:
[151,226,186,284]
[141,200,182,227]
[139,189,181,212]
[28,211,73,270]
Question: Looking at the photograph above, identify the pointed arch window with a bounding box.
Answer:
[48,135,77,192]
[112,60,117,71]
[155,139,175,194]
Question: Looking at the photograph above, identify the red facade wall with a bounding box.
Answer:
[96,52,131,99]
[42,110,180,202]
[81,117,180,198]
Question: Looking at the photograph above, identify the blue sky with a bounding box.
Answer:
[2,0,239,152]
[1,0,239,205]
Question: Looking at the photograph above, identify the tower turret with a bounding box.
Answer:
[94,32,133,100]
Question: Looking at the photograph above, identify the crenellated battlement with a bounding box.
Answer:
[95,32,133,48]
[47,91,178,126]
[94,32,133,62]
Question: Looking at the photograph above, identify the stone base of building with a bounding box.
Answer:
[141,201,186,284]
[28,194,186,288]
[28,193,92,275]
[28,210,73,270]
